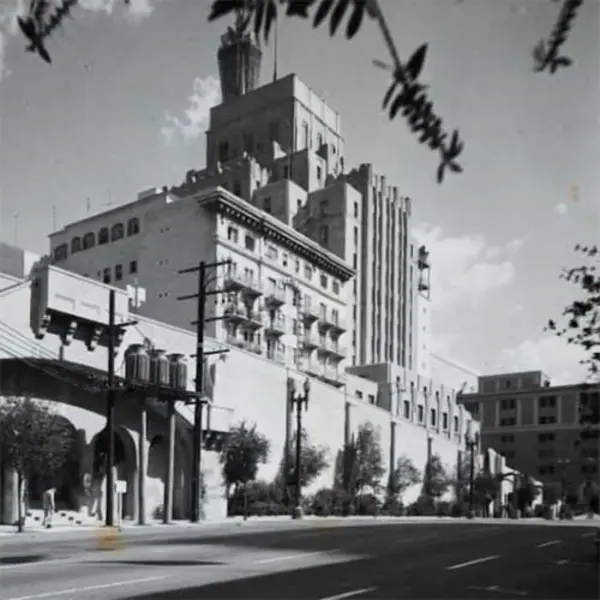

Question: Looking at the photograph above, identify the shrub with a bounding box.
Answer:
[450,502,466,518]
[356,493,380,516]
[436,501,452,517]
[407,495,436,516]
[381,498,405,516]
[311,488,353,517]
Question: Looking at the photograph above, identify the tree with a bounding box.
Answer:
[334,422,385,498]
[276,428,329,494]
[516,476,539,512]
[546,245,600,382]
[384,454,421,509]
[220,420,271,502]
[0,397,75,532]
[17,1,584,185]
[424,453,450,499]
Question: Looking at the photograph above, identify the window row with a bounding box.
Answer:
[225,224,341,294]
[99,260,138,284]
[53,218,140,261]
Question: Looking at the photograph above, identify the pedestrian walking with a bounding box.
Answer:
[42,487,56,528]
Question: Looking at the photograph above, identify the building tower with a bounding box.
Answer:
[217,13,263,101]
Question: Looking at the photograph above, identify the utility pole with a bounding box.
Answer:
[178,259,231,523]
[105,289,137,528]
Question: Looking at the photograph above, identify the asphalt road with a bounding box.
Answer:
[0,521,598,599]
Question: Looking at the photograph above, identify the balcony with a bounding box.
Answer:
[300,330,319,350]
[317,314,332,332]
[264,314,286,337]
[317,338,347,361]
[300,303,319,324]
[266,345,286,364]
[223,271,263,297]
[225,334,262,355]
[323,367,346,387]
[264,288,286,309]
[298,360,346,388]
[224,305,263,329]
[329,316,347,335]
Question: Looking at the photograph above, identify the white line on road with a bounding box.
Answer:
[446,555,499,571]
[581,532,597,538]
[0,558,77,571]
[319,588,378,600]
[536,540,561,548]
[255,551,327,564]
[4,576,166,600]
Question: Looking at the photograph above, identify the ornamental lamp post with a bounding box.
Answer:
[465,422,480,519]
[290,378,310,520]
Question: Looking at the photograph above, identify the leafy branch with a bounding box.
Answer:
[545,244,600,379]
[533,0,584,74]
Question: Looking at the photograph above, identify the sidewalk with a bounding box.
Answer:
[1,514,597,543]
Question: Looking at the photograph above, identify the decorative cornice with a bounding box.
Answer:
[195,187,355,282]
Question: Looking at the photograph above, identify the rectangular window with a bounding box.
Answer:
[417,405,424,423]
[354,202,359,218]
[368,394,375,405]
[442,412,448,430]
[304,265,313,280]
[356,390,363,400]
[266,245,278,260]
[227,226,238,243]
[263,197,272,213]
[320,274,327,289]
[332,281,340,295]
[233,181,241,197]
[115,264,123,281]
[245,235,256,251]
[218,141,229,163]
[129,260,138,274]
[102,268,111,284]
[354,226,358,245]
[403,400,410,419]
[319,225,329,245]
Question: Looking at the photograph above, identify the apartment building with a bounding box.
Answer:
[49,187,353,387]
[460,370,599,496]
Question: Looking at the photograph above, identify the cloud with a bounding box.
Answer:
[554,202,569,216]
[413,224,523,309]
[493,336,590,386]
[161,75,221,144]
[79,0,156,18]
[0,0,155,84]
[0,0,24,83]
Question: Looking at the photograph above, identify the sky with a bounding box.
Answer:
[0,0,598,384]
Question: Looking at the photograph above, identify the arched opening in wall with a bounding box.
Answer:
[147,435,165,480]
[26,417,82,512]
[174,436,191,520]
[92,427,136,519]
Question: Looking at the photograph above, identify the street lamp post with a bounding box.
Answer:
[290,378,310,520]
[465,424,480,519]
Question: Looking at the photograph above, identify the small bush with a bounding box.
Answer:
[406,495,436,516]
[356,493,380,516]
[451,502,466,518]
[381,499,405,516]
[436,501,452,517]
[311,488,353,517]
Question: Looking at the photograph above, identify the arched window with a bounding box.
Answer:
[111,223,124,242]
[82,232,95,250]
[54,244,68,261]
[71,237,82,253]
[98,227,109,245]
[127,217,140,236]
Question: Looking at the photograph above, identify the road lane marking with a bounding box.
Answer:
[319,588,378,600]
[446,555,499,571]
[0,558,78,571]
[255,551,326,564]
[468,585,527,597]
[536,540,561,548]
[4,576,166,600]
[581,532,597,538]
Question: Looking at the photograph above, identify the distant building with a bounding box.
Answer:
[459,370,599,499]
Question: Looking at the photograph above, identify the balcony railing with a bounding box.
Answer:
[224,305,263,329]
[225,334,262,355]
[264,288,286,308]
[329,315,347,334]
[300,330,319,350]
[317,338,347,360]
[223,271,263,296]
[266,347,286,364]
[264,315,286,336]
[301,303,319,323]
